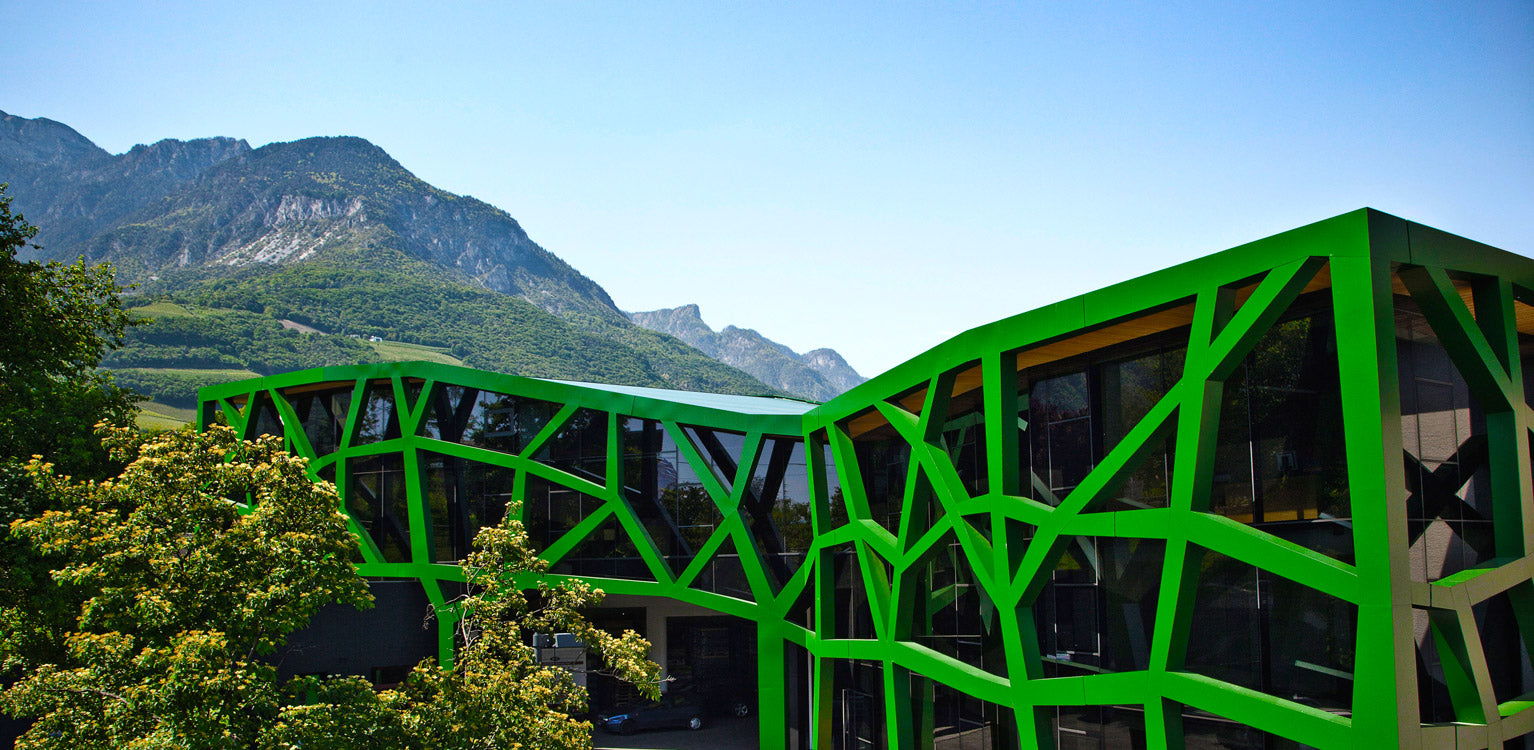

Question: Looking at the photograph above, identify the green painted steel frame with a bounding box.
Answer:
[200,209,1534,750]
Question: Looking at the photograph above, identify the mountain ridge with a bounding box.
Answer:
[0,109,860,402]
[629,304,864,402]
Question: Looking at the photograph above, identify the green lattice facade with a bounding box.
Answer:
[199,210,1534,750]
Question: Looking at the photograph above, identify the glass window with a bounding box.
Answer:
[938,363,989,497]
[1025,371,1093,503]
[924,676,1017,749]
[683,424,746,492]
[247,392,285,441]
[283,385,351,456]
[1211,304,1353,561]
[520,473,602,558]
[620,417,691,575]
[347,454,410,563]
[1180,710,1311,750]
[1100,347,1183,511]
[418,383,558,456]
[852,426,910,535]
[420,451,517,563]
[1049,705,1147,750]
[551,514,650,581]
[829,542,876,641]
[353,382,400,445]
[687,535,754,601]
[740,436,813,586]
[1398,297,1496,582]
[534,408,608,483]
[1185,547,1356,715]
[911,529,1007,679]
[1034,537,1164,673]
[830,660,885,750]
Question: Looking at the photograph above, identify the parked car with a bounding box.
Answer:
[596,693,705,734]
[667,681,753,718]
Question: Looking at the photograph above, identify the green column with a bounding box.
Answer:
[758,625,788,750]
[1331,242,1415,749]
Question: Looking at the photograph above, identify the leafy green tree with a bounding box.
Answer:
[2,423,661,749]
[0,182,142,704]
[0,183,136,478]
[1,424,371,750]
[261,506,662,750]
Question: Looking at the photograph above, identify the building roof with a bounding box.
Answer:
[536,379,818,416]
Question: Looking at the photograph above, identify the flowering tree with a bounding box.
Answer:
[2,424,660,749]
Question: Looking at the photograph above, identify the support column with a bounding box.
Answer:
[1331,245,1416,749]
[756,625,787,750]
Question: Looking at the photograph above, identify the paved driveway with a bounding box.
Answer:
[593,715,757,750]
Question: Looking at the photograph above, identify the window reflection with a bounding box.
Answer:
[420,451,515,563]
[850,413,909,535]
[247,391,285,441]
[418,383,558,457]
[283,385,351,456]
[551,514,650,581]
[1397,297,1494,583]
[1048,704,1146,750]
[347,454,410,562]
[534,408,607,482]
[353,381,401,445]
[912,529,1007,678]
[1100,347,1182,510]
[1185,548,1356,715]
[1028,371,1093,501]
[622,417,701,577]
[1211,309,1351,533]
[1034,537,1164,673]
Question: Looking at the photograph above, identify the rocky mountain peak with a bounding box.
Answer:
[120,137,251,181]
[0,109,109,165]
[630,304,864,401]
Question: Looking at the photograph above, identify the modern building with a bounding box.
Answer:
[200,209,1534,750]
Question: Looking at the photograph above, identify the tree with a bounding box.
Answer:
[0,183,137,478]
[2,424,661,749]
[260,504,663,750]
[0,183,141,729]
[1,424,371,749]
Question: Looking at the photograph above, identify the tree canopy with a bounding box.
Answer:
[2,424,659,749]
[1,425,370,749]
[0,183,136,477]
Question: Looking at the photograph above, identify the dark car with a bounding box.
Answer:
[667,683,752,718]
[596,693,705,734]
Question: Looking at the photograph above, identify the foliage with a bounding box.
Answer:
[102,301,382,407]
[169,244,778,396]
[0,184,137,477]
[108,303,381,374]
[0,425,371,750]
[1,424,661,749]
[111,370,258,410]
[262,517,662,750]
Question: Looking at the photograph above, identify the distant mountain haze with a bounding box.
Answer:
[0,109,862,406]
[629,304,864,402]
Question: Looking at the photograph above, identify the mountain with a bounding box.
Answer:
[0,111,251,256]
[0,110,779,404]
[629,304,864,402]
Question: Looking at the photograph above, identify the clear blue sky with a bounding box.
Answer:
[7,1,1531,377]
